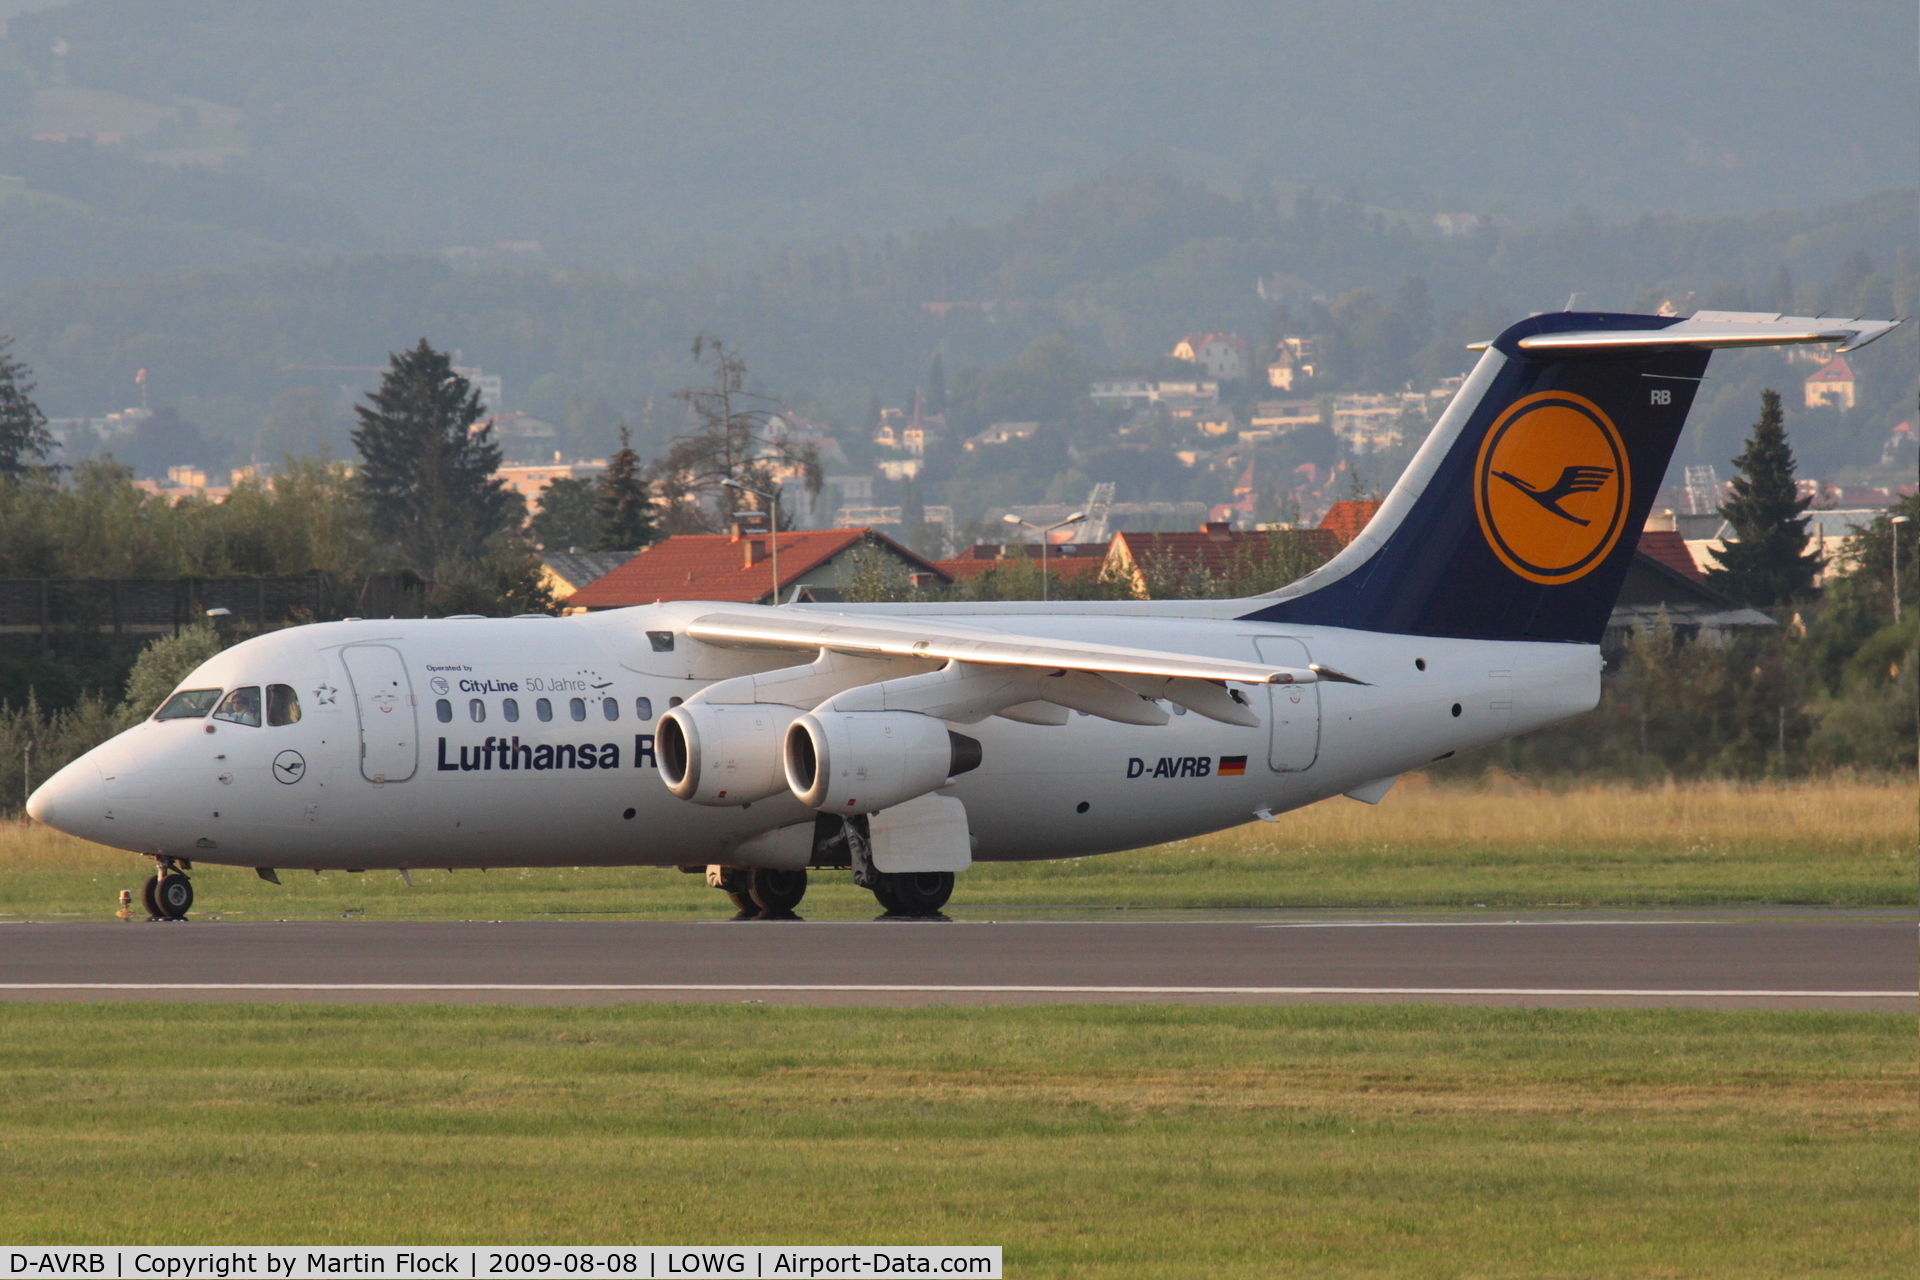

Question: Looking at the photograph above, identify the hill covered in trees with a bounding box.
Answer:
[2,176,1912,485]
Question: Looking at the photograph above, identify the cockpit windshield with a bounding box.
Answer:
[212,686,263,727]
[267,684,302,726]
[153,688,222,721]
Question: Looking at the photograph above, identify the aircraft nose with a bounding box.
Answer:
[26,755,107,838]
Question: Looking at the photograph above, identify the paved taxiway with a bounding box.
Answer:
[2,912,1912,1009]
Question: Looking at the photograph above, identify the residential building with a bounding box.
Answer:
[538,550,638,605]
[933,542,1110,585]
[495,461,608,515]
[1318,499,1383,548]
[965,421,1039,451]
[1103,522,1340,598]
[564,526,950,609]
[1089,378,1220,411]
[1171,333,1251,381]
[1606,530,1772,651]
[1803,356,1856,409]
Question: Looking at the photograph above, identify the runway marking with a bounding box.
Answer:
[1256,920,1728,928]
[0,983,1911,998]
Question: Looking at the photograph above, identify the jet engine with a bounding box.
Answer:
[657,702,796,805]
[783,711,982,814]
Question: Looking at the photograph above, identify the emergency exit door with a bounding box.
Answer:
[340,644,418,782]
[1254,636,1320,771]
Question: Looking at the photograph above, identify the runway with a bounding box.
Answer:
[3,912,1912,1009]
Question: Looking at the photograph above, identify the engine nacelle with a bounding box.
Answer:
[784,711,983,814]
[657,702,796,805]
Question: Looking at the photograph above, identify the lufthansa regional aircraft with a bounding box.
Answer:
[28,311,1899,920]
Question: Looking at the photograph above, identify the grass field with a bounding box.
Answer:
[0,1003,1910,1276]
[1,778,1911,920]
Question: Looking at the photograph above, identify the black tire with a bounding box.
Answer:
[873,870,953,916]
[155,873,193,920]
[748,867,807,914]
[141,874,162,920]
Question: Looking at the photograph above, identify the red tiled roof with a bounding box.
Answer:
[932,544,1109,581]
[1635,530,1704,582]
[567,528,948,608]
[1806,355,1855,382]
[1110,528,1339,579]
[1318,499,1383,546]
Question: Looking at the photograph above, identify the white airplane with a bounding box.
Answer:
[28,311,1899,920]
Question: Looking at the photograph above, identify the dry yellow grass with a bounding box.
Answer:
[1,776,1913,917]
[1226,772,1912,855]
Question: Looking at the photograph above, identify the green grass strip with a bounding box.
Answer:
[1,1003,1912,1277]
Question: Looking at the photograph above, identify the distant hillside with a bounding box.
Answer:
[1,0,1913,273]
[1,177,1910,485]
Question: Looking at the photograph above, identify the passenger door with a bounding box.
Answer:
[1255,636,1319,772]
[340,644,418,783]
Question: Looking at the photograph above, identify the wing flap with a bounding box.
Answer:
[685,610,1317,686]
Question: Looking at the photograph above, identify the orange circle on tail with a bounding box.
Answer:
[1473,391,1630,585]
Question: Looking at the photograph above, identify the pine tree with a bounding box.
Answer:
[1706,388,1820,607]
[0,334,53,479]
[351,339,514,578]
[595,425,656,551]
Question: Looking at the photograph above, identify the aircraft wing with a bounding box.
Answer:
[684,609,1350,686]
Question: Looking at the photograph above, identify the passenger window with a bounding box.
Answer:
[668,696,683,709]
[569,697,586,721]
[436,699,452,723]
[154,688,222,721]
[503,697,519,722]
[211,686,263,727]
[602,697,619,721]
[267,684,302,726]
[536,698,553,722]
[469,698,486,722]
[635,697,653,721]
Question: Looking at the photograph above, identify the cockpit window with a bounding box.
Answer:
[267,684,302,726]
[154,688,222,721]
[212,686,263,727]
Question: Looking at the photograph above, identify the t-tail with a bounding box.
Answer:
[1240,310,1900,643]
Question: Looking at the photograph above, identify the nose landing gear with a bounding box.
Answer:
[141,858,194,921]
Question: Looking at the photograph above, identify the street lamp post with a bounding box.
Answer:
[1003,510,1087,601]
[722,478,782,606]
[1892,515,1911,623]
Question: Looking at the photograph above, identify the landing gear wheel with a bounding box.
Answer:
[872,871,953,917]
[154,872,193,920]
[748,867,807,915]
[140,874,162,920]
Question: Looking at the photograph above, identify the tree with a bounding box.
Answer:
[114,623,227,729]
[351,339,515,579]
[648,336,818,534]
[529,476,604,550]
[1706,389,1820,607]
[0,334,53,479]
[595,425,656,550]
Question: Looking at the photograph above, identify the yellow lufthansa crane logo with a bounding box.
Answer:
[1474,391,1630,584]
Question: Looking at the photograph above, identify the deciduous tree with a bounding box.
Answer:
[649,336,818,534]
[0,334,53,479]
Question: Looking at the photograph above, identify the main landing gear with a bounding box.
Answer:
[702,815,957,920]
[869,871,954,917]
[142,857,193,921]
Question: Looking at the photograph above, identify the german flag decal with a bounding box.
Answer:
[1217,755,1248,777]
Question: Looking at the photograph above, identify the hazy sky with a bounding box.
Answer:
[7,0,1915,270]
